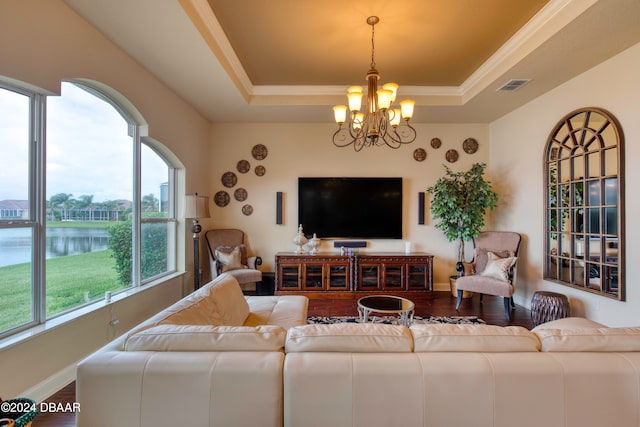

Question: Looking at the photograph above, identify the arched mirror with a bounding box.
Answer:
[544,107,625,300]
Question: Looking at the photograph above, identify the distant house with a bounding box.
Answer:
[0,200,29,219]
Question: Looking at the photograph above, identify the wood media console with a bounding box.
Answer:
[275,252,434,297]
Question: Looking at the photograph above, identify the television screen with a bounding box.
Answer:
[298,177,402,239]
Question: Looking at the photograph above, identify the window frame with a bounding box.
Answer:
[0,79,178,339]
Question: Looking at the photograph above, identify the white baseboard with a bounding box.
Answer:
[20,361,77,402]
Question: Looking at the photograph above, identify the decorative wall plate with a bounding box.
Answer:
[214,191,230,207]
[255,165,266,176]
[236,159,250,173]
[445,149,459,163]
[234,188,248,202]
[251,144,268,160]
[430,138,442,149]
[413,148,427,162]
[241,204,253,216]
[221,171,237,188]
[463,138,479,154]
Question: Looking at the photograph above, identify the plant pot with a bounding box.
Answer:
[449,276,472,298]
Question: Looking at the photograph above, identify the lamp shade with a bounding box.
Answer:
[184,193,211,219]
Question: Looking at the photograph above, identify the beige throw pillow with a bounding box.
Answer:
[215,245,246,272]
[480,251,516,282]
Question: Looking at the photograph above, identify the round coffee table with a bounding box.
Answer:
[357,295,415,326]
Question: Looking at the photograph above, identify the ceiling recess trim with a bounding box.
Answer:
[180,0,597,108]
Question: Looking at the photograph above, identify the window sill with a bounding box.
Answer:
[0,271,185,352]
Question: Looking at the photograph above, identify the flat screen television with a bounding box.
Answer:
[298,177,402,239]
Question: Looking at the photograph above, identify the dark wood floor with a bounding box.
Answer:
[32,291,532,426]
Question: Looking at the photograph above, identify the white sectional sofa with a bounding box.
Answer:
[77,275,640,427]
[76,273,308,427]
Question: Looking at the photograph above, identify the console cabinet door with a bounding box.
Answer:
[302,263,325,291]
[406,263,431,290]
[326,261,351,290]
[358,262,381,290]
[381,263,404,290]
[278,263,301,291]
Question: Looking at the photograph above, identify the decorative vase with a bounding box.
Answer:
[293,224,308,254]
[307,233,321,254]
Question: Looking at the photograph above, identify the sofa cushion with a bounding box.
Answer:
[244,295,309,329]
[531,316,607,330]
[157,294,223,326]
[285,323,413,353]
[123,324,286,351]
[411,324,540,352]
[533,326,640,352]
[208,273,250,325]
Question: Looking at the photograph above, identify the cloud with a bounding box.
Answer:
[1,82,169,204]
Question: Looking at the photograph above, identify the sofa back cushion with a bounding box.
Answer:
[124,324,286,351]
[285,323,413,353]
[533,327,640,352]
[207,273,250,325]
[411,324,540,352]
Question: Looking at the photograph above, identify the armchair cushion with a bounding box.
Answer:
[480,251,517,282]
[215,245,248,272]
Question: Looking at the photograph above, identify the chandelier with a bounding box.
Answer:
[332,16,416,151]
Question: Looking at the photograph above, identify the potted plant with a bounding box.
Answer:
[426,163,498,295]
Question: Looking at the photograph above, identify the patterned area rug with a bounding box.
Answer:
[307,315,486,325]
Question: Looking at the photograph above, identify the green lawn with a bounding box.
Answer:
[0,250,125,332]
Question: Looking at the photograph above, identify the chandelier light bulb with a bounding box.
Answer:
[400,99,415,120]
[390,109,402,127]
[382,83,398,102]
[376,89,393,110]
[333,105,347,124]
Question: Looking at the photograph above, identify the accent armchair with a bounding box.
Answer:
[204,229,262,292]
[455,231,522,320]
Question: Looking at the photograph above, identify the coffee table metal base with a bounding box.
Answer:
[357,295,415,326]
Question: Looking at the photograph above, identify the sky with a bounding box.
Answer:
[1,82,168,204]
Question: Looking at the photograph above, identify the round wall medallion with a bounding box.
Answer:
[255,165,266,176]
[221,171,237,188]
[236,159,250,173]
[234,188,248,202]
[430,138,442,149]
[413,148,427,162]
[214,191,230,207]
[463,138,479,154]
[445,149,459,163]
[251,144,268,160]
[241,204,253,216]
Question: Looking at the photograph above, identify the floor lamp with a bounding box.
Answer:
[185,192,210,290]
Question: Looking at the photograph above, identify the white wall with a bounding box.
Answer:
[490,42,640,326]
[0,0,211,398]
[208,122,490,286]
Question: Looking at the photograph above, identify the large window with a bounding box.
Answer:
[0,81,177,337]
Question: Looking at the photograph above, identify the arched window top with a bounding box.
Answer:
[543,107,625,300]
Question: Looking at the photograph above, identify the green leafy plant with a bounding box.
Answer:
[426,163,498,264]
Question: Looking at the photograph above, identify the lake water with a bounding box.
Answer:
[0,227,109,267]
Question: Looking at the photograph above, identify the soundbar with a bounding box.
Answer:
[333,241,367,248]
